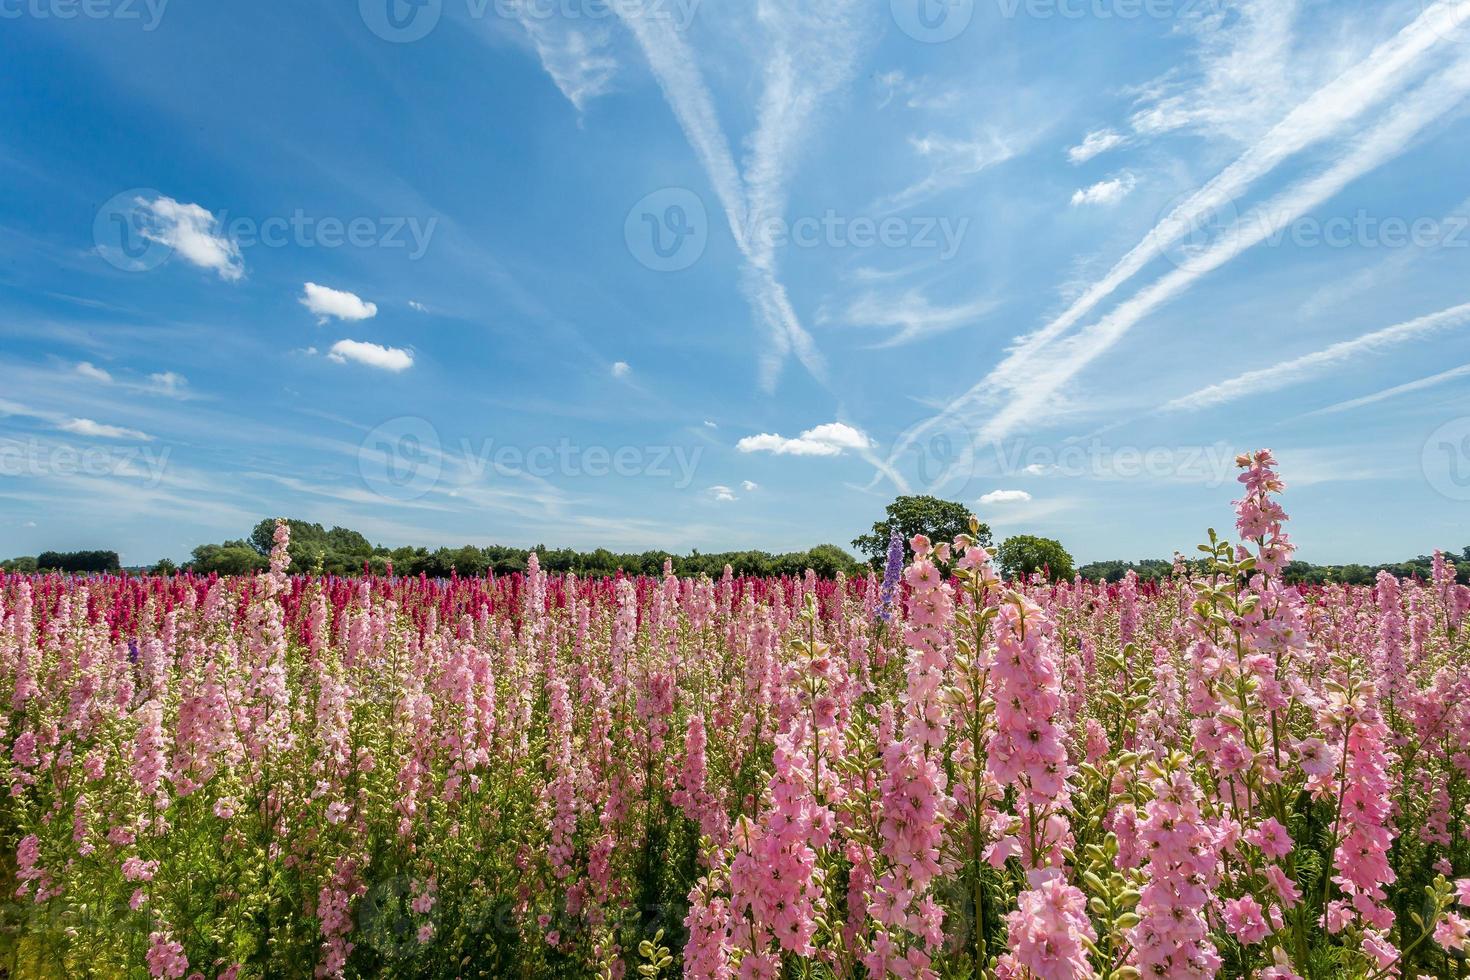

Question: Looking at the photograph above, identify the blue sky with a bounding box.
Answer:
[2,0,1470,566]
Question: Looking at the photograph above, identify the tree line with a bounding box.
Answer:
[4,494,1465,586]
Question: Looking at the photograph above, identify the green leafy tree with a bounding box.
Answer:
[153,558,179,575]
[188,541,267,575]
[997,535,1075,582]
[36,550,121,573]
[853,495,991,568]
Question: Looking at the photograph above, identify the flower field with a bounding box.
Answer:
[3,451,1470,979]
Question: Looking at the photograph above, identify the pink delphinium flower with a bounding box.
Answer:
[997,877,1096,979]
[146,931,189,978]
[1245,817,1293,860]
[1435,913,1469,952]
[1126,770,1221,979]
[1264,865,1302,908]
[1332,704,1398,931]
[1222,894,1270,945]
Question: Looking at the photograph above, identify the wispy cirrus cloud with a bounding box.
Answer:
[871,129,1023,214]
[1307,362,1470,416]
[1129,0,1303,145]
[1067,127,1127,164]
[613,0,872,390]
[880,4,1470,489]
[75,361,113,383]
[973,55,1470,447]
[509,13,619,112]
[827,289,997,348]
[58,417,153,440]
[1165,301,1470,413]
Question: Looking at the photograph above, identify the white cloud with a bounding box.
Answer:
[1070,172,1137,207]
[75,361,112,383]
[611,361,632,379]
[881,16,1470,489]
[741,480,759,491]
[510,14,618,111]
[873,130,1022,213]
[136,196,244,281]
[327,339,414,372]
[612,1,869,390]
[1127,0,1303,146]
[1165,301,1470,413]
[409,300,428,312]
[703,419,718,429]
[147,371,187,396]
[708,484,738,502]
[979,489,1032,505]
[833,290,997,347]
[737,421,872,457]
[301,283,378,323]
[58,418,152,441]
[1067,128,1127,163]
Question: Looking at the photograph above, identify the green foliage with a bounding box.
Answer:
[182,521,866,579]
[1075,558,1178,583]
[1076,548,1470,585]
[34,550,120,573]
[188,540,267,575]
[996,534,1075,581]
[852,495,991,568]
